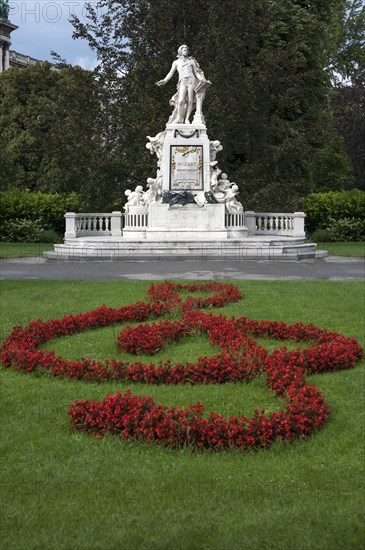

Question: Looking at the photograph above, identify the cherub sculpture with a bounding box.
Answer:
[124,186,145,211]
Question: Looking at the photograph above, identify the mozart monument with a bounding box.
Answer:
[123,44,246,241]
[46,45,317,260]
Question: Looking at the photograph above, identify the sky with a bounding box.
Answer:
[8,1,99,69]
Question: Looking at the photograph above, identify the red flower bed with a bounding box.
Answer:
[1,282,363,452]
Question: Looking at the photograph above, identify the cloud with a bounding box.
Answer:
[72,55,98,71]
[8,1,97,66]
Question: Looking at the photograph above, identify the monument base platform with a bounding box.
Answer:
[43,236,326,262]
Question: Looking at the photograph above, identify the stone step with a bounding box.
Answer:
[43,239,326,261]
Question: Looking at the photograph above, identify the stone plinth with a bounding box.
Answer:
[146,203,228,240]
[162,123,211,193]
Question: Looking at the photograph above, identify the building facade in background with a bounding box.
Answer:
[0,0,39,72]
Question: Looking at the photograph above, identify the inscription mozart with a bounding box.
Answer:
[170,145,203,191]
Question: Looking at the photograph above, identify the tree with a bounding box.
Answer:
[70,0,353,210]
[329,0,365,86]
[0,62,129,208]
[329,1,365,190]
[0,62,60,192]
[332,84,365,190]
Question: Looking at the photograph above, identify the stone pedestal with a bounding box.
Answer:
[162,123,211,193]
[146,203,228,240]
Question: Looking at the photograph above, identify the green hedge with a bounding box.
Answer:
[0,189,87,235]
[327,218,365,242]
[304,190,365,235]
[0,218,44,242]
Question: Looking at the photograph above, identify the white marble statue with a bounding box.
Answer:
[212,172,231,194]
[210,167,243,213]
[124,185,145,211]
[211,167,223,191]
[224,184,244,214]
[210,140,223,162]
[143,177,163,204]
[146,131,166,167]
[156,45,211,125]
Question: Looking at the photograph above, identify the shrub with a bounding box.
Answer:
[0,189,87,235]
[304,190,365,234]
[39,229,61,243]
[310,228,331,242]
[0,218,44,242]
[327,218,365,242]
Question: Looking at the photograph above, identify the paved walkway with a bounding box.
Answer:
[0,256,364,280]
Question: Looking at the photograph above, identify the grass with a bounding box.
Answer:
[0,242,55,259]
[0,280,364,550]
[314,241,364,257]
[0,241,364,259]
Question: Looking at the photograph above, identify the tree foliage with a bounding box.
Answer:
[70,0,354,210]
[304,189,365,233]
[329,0,365,86]
[1,0,361,211]
[329,1,365,191]
[0,62,128,209]
[332,83,365,190]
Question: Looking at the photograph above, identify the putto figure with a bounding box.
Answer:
[156,45,211,125]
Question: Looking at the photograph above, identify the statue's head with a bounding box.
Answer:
[177,45,189,57]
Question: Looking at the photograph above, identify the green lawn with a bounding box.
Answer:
[314,241,364,257]
[0,281,364,550]
[0,242,55,259]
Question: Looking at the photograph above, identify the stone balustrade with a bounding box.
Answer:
[65,212,122,238]
[64,210,305,239]
[225,212,245,229]
[244,211,306,238]
[125,212,149,229]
